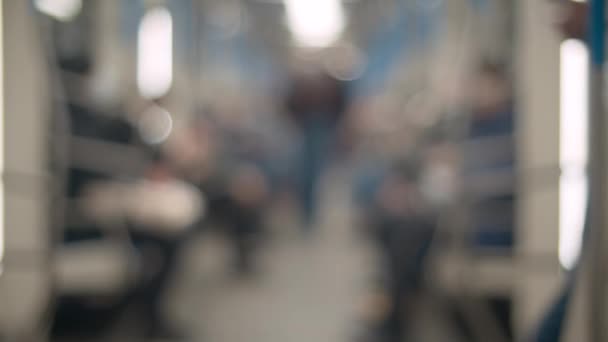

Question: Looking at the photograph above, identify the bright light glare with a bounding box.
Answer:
[284,0,345,47]
[137,7,173,99]
[35,0,82,22]
[559,39,589,270]
[138,105,173,145]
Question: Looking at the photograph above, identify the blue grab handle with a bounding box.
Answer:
[590,0,605,66]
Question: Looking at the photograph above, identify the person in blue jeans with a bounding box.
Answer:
[284,71,348,230]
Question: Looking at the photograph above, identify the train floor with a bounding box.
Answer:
[165,168,461,342]
[169,169,377,342]
[55,168,464,342]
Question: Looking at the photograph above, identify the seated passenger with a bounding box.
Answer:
[354,159,435,342]
[185,109,272,275]
[463,61,516,249]
[56,100,203,340]
[125,159,203,339]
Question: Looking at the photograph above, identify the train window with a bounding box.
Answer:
[559,38,589,270]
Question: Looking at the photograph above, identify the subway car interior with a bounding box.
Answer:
[0,0,604,341]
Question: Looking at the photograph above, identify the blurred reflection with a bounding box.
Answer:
[323,43,367,81]
[464,61,515,249]
[138,105,173,145]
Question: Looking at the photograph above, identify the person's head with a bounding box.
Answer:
[287,70,346,114]
[229,164,269,208]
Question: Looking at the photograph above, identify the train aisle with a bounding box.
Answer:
[167,165,463,342]
[173,167,377,342]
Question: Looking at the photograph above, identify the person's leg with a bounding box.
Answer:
[131,231,183,338]
[377,217,435,341]
[228,204,263,274]
[300,160,319,229]
[382,219,408,341]
[297,120,332,230]
[225,165,269,274]
[488,296,513,340]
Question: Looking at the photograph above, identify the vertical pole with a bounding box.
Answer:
[513,0,562,337]
[588,0,606,340]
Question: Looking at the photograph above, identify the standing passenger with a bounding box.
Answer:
[284,71,348,231]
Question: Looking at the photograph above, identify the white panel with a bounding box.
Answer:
[4,4,49,177]
[4,194,47,254]
[0,269,50,338]
[0,0,52,339]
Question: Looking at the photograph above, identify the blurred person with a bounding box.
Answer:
[124,158,203,340]
[349,91,470,341]
[464,61,515,249]
[225,164,270,273]
[53,71,154,338]
[58,105,203,340]
[53,107,141,339]
[77,158,204,341]
[284,71,349,231]
[50,43,203,337]
[450,61,516,340]
[182,108,272,275]
[354,159,435,342]
[74,139,204,339]
[348,95,434,341]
